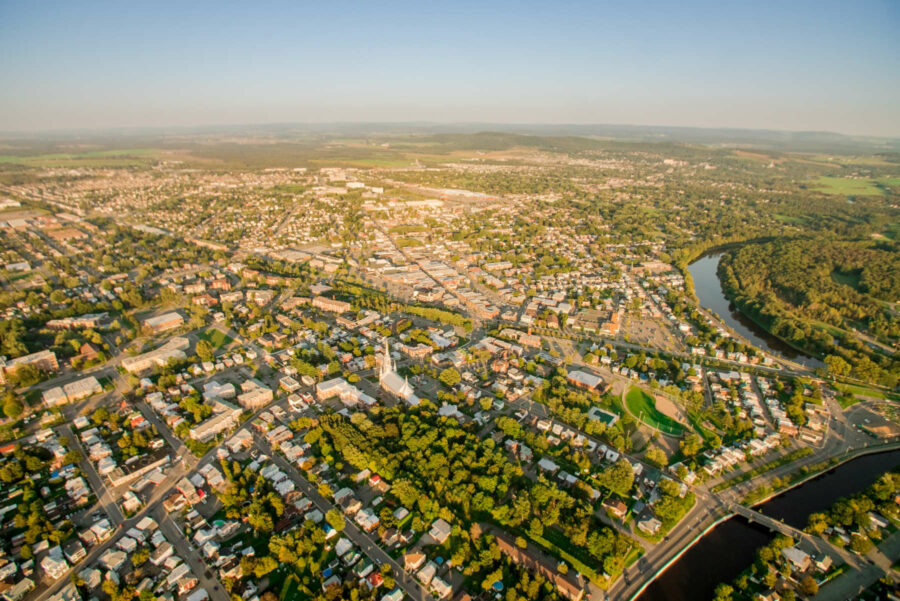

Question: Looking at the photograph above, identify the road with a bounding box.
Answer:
[154,509,231,601]
[58,423,125,527]
[254,434,438,601]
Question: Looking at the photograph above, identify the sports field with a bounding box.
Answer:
[624,387,684,435]
[196,328,234,349]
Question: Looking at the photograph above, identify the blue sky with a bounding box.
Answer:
[1,0,898,135]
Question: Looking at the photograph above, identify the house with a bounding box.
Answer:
[40,549,69,580]
[637,516,662,536]
[538,457,559,474]
[404,552,426,571]
[781,546,811,572]
[431,576,452,599]
[603,499,628,520]
[428,518,452,544]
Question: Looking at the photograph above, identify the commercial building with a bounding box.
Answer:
[43,376,103,407]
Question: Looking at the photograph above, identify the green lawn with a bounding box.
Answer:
[809,176,884,196]
[196,328,234,349]
[624,387,684,435]
[835,382,900,402]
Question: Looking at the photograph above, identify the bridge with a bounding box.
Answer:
[728,503,879,575]
[728,503,808,540]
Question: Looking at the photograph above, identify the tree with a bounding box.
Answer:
[326,508,345,532]
[824,354,851,378]
[798,575,819,596]
[439,368,461,388]
[598,458,634,496]
[132,546,150,567]
[713,583,733,601]
[2,393,24,419]
[644,445,668,468]
[680,433,703,457]
[196,340,214,362]
[253,555,278,578]
[91,406,111,425]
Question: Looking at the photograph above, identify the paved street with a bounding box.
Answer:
[154,510,230,601]
[254,434,438,601]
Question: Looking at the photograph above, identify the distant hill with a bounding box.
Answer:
[2,122,898,156]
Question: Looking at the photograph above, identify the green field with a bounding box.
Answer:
[809,176,884,196]
[0,148,159,168]
[624,387,684,435]
[196,328,234,349]
[834,382,900,403]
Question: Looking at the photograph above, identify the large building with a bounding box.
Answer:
[43,376,103,407]
[312,296,351,314]
[141,312,184,333]
[237,381,274,409]
[566,370,606,392]
[189,401,241,442]
[316,377,376,407]
[378,342,419,406]
[121,337,190,373]
[0,350,59,385]
[45,312,108,330]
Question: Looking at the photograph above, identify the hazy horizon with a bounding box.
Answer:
[2,0,899,136]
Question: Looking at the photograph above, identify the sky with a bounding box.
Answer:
[1,0,899,136]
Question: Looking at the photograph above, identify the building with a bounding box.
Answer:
[495,535,584,601]
[0,350,58,384]
[237,381,274,409]
[312,296,352,314]
[45,312,108,330]
[428,518,452,544]
[379,342,420,406]
[63,376,103,402]
[566,370,605,391]
[189,402,241,442]
[42,375,103,407]
[316,378,376,407]
[142,312,184,333]
[2,578,35,601]
[637,515,662,535]
[121,337,190,373]
[40,548,69,580]
[781,546,811,572]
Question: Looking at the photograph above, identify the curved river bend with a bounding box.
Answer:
[687,253,824,368]
[636,449,900,601]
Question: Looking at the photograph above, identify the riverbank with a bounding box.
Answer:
[634,446,900,601]
[687,251,823,367]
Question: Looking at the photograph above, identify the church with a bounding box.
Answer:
[379,341,420,406]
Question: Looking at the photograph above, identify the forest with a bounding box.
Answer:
[718,238,900,386]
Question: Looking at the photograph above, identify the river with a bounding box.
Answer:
[635,449,900,601]
[687,253,824,368]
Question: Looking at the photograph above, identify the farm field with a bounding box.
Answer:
[809,176,884,196]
